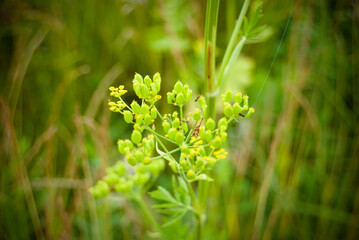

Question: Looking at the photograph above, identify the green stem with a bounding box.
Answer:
[216,0,250,89]
[150,147,181,160]
[222,36,247,84]
[119,96,133,113]
[180,106,183,121]
[146,126,177,145]
[153,105,165,121]
[185,119,199,144]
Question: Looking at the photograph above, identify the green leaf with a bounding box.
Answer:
[171,176,181,201]
[177,177,190,204]
[193,174,214,182]
[156,206,185,215]
[149,186,179,204]
[153,203,182,209]
[162,209,188,227]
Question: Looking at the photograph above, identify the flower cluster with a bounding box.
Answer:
[91,73,255,197]
[90,159,165,197]
[221,89,254,119]
[167,81,192,106]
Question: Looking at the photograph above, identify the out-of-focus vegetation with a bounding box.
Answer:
[0,0,358,239]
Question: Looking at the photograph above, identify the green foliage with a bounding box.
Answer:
[0,0,356,239]
[91,72,254,237]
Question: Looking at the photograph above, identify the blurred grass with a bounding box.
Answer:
[0,0,358,239]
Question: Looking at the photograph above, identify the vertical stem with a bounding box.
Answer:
[198,1,220,239]
[200,1,250,239]
[217,0,250,89]
[204,0,220,101]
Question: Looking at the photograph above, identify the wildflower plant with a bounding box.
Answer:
[91,0,263,238]
[90,73,254,236]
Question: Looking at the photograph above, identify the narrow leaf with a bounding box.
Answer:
[162,209,188,227]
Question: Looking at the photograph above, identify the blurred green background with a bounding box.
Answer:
[0,0,358,239]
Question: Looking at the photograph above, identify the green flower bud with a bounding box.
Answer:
[144,114,152,125]
[148,136,155,149]
[113,162,126,176]
[162,121,171,133]
[185,89,192,103]
[199,126,206,139]
[220,132,227,143]
[233,103,245,115]
[143,156,152,165]
[243,95,249,107]
[140,84,149,98]
[153,72,161,82]
[195,157,204,168]
[131,101,141,114]
[150,108,157,119]
[133,82,141,97]
[135,150,145,163]
[124,139,134,150]
[133,123,141,131]
[224,89,232,102]
[186,169,196,180]
[218,117,228,130]
[205,161,215,170]
[151,83,158,94]
[172,111,178,118]
[148,159,164,175]
[143,139,152,153]
[123,110,133,123]
[193,109,201,121]
[154,80,161,93]
[117,140,126,154]
[135,114,144,124]
[144,75,152,87]
[204,130,213,143]
[95,181,110,197]
[181,144,190,154]
[167,92,175,104]
[211,136,222,148]
[135,164,147,174]
[172,118,180,128]
[134,73,143,83]
[245,107,255,119]
[89,187,101,197]
[141,103,150,115]
[175,132,185,145]
[198,96,206,108]
[182,84,189,96]
[174,81,183,94]
[176,92,185,105]
[199,146,206,156]
[223,103,234,118]
[181,121,188,134]
[234,93,242,104]
[127,153,136,166]
[104,173,119,185]
[131,130,142,145]
[115,179,133,193]
[168,128,177,140]
[205,118,216,131]
[180,159,188,169]
[134,173,150,185]
[202,107,208,118]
